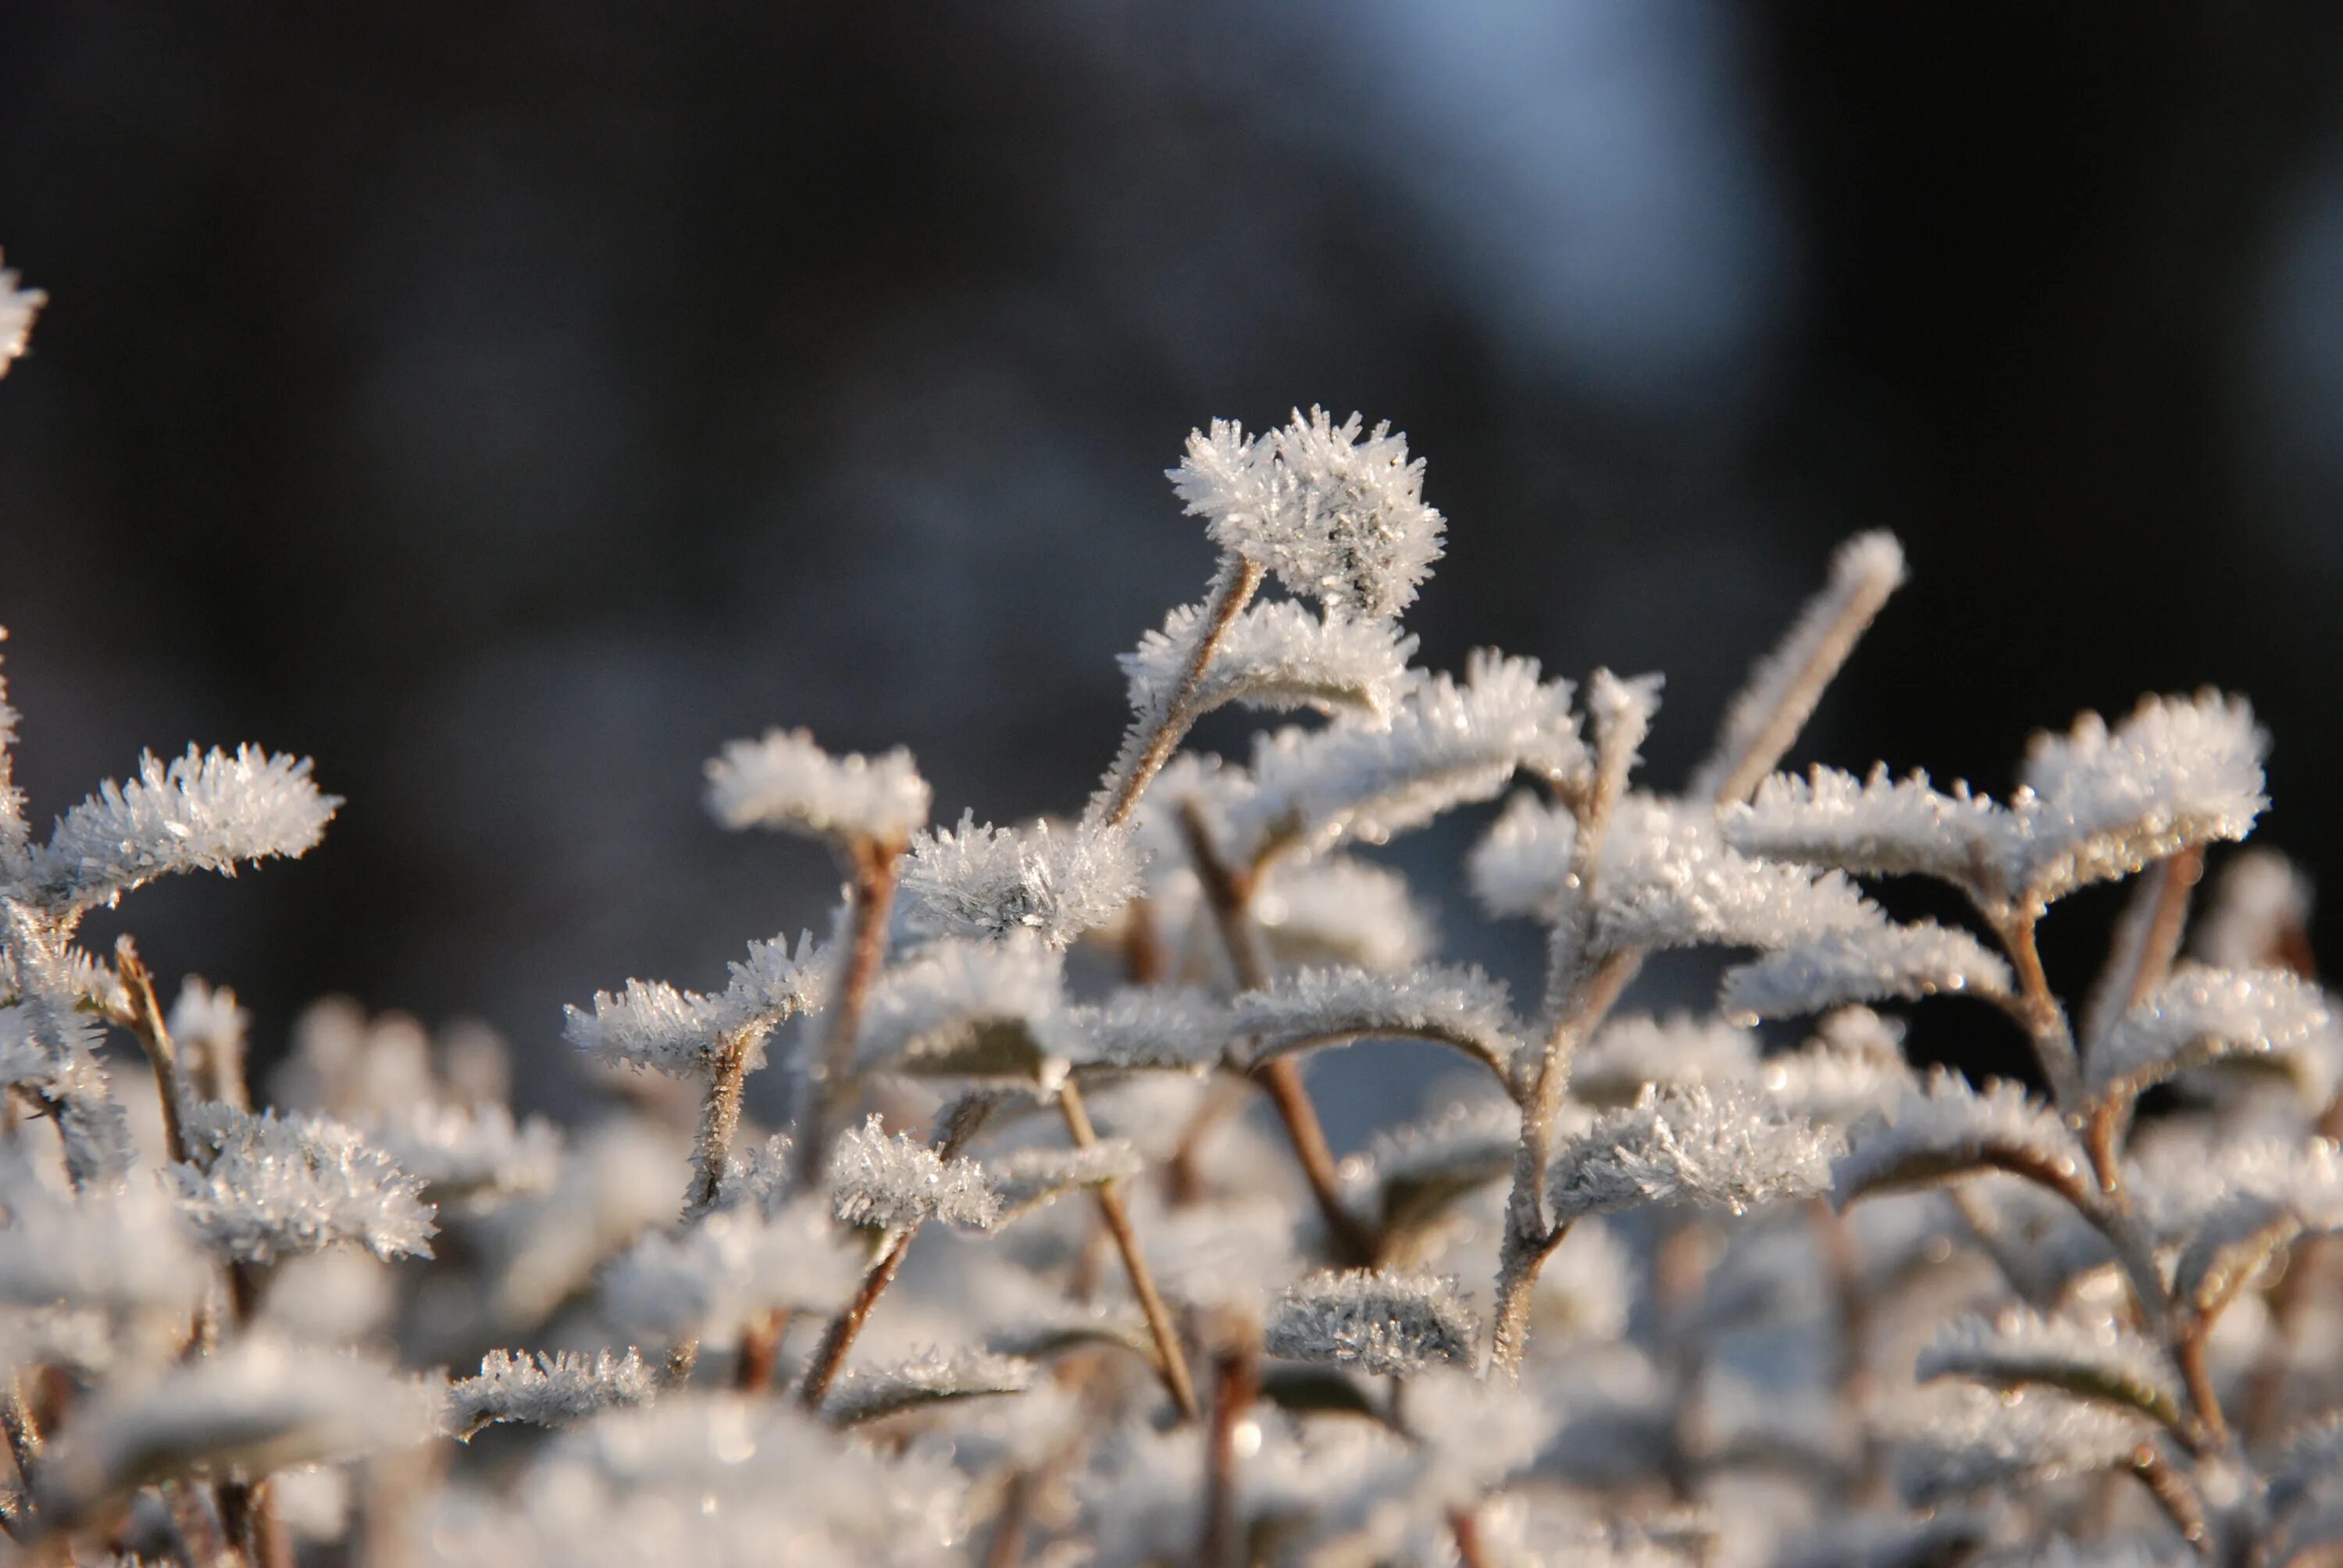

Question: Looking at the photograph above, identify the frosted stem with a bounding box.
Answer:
[792,836,902,1192]
[1061,1081,1200,1420]
[1093,555,1266,830]
[2081,847,2202,1056]
[1200,1317,1260,1568]
[110,936,195,1168]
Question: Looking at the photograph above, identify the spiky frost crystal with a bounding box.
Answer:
[1917,1311,2181,1427]
[822,1345,1037,1426]
[1036,985,1228,1073]
[169,1104,436,1263]
[1833,1071,2088,1206]
[900,813,1143,948]
[1891,1386,2154,1507]
[564,929,827,1078]
[2086,964,2328,1102]
[1468,791,1578,921]
[1571,1014,1760,1106]
[448,1348,657,1438]
[1252,854,1434,974]
[367,1102,562,1208]
[1721,919,2014,1022]
[1589,796,1881,957]
[1546,1083,1840,1222]
[983,1139,1143,1221]
[0,1155,205,1316]
[1122,599,1416,720]
[1232,963,1521,1077]
[1170,408,1446,618]
[33,745,339,914]
[1264,1270,1478,1377]
[704,728,930,844]
[828,1115,1000,1233]
[851,932,1067,1082]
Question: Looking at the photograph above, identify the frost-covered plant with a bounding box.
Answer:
[5,281,2341,1565]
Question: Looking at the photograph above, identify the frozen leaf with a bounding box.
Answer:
[821,1345,1036,1426]
[2086,964,2328,1106]
[983,1139,1142,1222]
[1891,1385,2153,1506]
[1572,1014,1760,1107]
[1547,1083,1840,1222]
[565,930,828,1078]
[367,1103,562,1210]
[34,746,339,914]
[0,1154,205,1317]
[1169,408,1446,618]
[1758,1012,1918,1124]
[1038,986,1228,1074]
[901,814,1143,948]
[1254,854,1433,974]
[0,253,41,377]
[2128,1131,2343,1247]
[1591,796,1881,958]
[170,1103,436,1263]
[1721,920,2013,1022]
[1834,1071,2089,1208]
[704,728,929,845]
[1232,963,1521,1079]
[39,1338,440,1523]
[1468,789,1577,921]
[448,1348,656,1438]
[2172,1194,2301,1317]
[853,932,1066,1083]
[1122,599,1415,719]
[2194,847,2313,970]
[1234,651,1583,856]
[1264,1269,1477,1377]
[1917,1310,2182,1428]
[602,1199,858,1342]
[1690,530,1907,804]
[827,1115,1000,1233]
[1346,1099,1521,1241]
[1727,764,2018,905]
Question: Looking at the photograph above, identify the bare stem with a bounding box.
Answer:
[1200,1318,1260,1568]
[683,1026,759,1224]
[2174,1328,2230,1449]
[793,836,903,1192]
[1061,1082,1200,1420]
[2128,1445,2212,1559]
[1449,1506,1489,1568]
[1994,912,2086,1115]
[1178,799,1377,1267]
[733,1308,791,1395]
[111,936,194,1167]
[1095,556,1266,830]
[2082,847,2203,1052]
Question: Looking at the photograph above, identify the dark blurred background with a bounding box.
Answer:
[5,3,2342,1127]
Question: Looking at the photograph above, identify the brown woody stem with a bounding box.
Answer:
[111,937,194,1167]
[1200,1318,1260,1568]
[1096,557,1265,831]
[1061,1081,1200,1420]
[793,836,903,1192]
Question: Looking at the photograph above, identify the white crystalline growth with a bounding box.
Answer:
[1890,1384,2153,1507]
[983,1139,1143,1222]
[900,813,1143,948]
[1467,790,1578,921]
[166,975,248,1061]
[1254,854,1435,975]
[447,1349,657,1438]
[169,1104,436,1263]
[828,1116,1001,1233]
[1169,408,1447,619]
[821,1345,1036,1426]
[1832,1070,2087,1206]
[1917,1310,2180,1424]
[1035,985,1229,1074]
[0,253,43,377]
[1233,651,1583,855]
[1721,919,2014,1023]
[1546,1082,1841,1224]
[367,1102,562,1210]
[1758,1014,1918,1125]
[39,1337,442,1520]
[2086,964,2329,1103]
[1122,598,1416,720]
[1231,962,1522,1078]
[565,929,829,1078]
[33,745,340,914]
[704,727,930,845]
[602,1200,861,1343]
[1345,1099,1521,1235]
[1571,1014,1760,1106]
[1590,796,1887,959]
[852,932,1067,1082]
[1728,764,2017,903]
[1264,1269,1478,1377]
[0,1153,206,1317]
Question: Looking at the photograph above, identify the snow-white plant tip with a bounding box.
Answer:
[1833,1069,2090,1206]
[1545,1082,1842,1224]
[562,929,827,1078]
[366,1101,562,1210]
[1122,598,1417,722]
[600,1200,860,1343]
[821,1346,1038,1427]
[1890,1384,2158,1509]
[901,813,1144,948]
[1264,1269,1478,1378]
[0,252,42,377]
[1917,1310,2184,1429]
[2086,963,2329,1103]
[1721,918,2015,1023]
[703,727,931,846]
[169,1103,436,1263]
[828,1114,1001,1233]
[447,1348,657,1438]
[1169,408,1446,620]
[1232,962,1521,1079]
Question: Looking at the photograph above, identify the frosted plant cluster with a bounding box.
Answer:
[2,269,2342,1567]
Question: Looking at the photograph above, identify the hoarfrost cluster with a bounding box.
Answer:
[0,289,2337,1565]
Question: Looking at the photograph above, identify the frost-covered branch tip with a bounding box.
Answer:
[1832,1070,2089,1209]
[34,745,339,914]
[169,1103,436,1263]
[1891,1386,2155,1508]
[1263,1269,1478,1377]
[1917,1311,2183,1429]
[564,929,828,1078]
[900,813,1143,949]
[447,1349,655,1438]
[2085,964,2328,1105]
[1122,599,1416,721]
[827,1115,1000,1233]
[704,728,930,846]
[1232,963,1521,1079]
[1169,408,1446,619]
[1546,1083,1840,1224]
[821,1346,1036,1426]
[851,932,1067,1083]
[1720,919,2013,1024]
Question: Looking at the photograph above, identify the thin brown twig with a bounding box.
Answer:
[733,1308,792,1395]
[1061,1082,1200,1420]
[1200,1318,1260,1568]
[793,836,903,1192]
[110,936,192,1167]
[1095,557,1266,831]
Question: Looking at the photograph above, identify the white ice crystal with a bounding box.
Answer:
[1890,1384,2153,1507]
[1264,1269,1478,1377]
[32,745,339,914]
[704,728,930,844]
[827,1115,1000,1233]
[1233,651,1583,855]
[1468,789,1578,921]
[602,1199,859,1343]
[900,813,1143,948]
[366,1102,562,1210]
[1757,1012,1918,1124]
[982,1139,1143,1221]
[165,975,248,1064]
[1721,919,2014,1022]
[1833,1071,2088,1206]
[0,1154,205,1317]
[1729,764,2018,901]
[565,929,828,1078]
[821,1345,1036,1426]
[1917,1310,2181,1427]
[1592,796,1887,957]
[1232,962,1521,1078]
[1169,408,1446,618]
[2086,964,2328,1103]
[1253,853,1434,974]
[1036,985,1229,1073]
[169,1103,436,1263]
[1122,598,1416,719]
[39,1338,440,1521]
[1571,1014,1760,1107]
[0,254,43,378]
[852,932,1067,1082]
[1689,530,1907,803]
[1546,1082,1840,1222]
[447,1348,657,1438]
